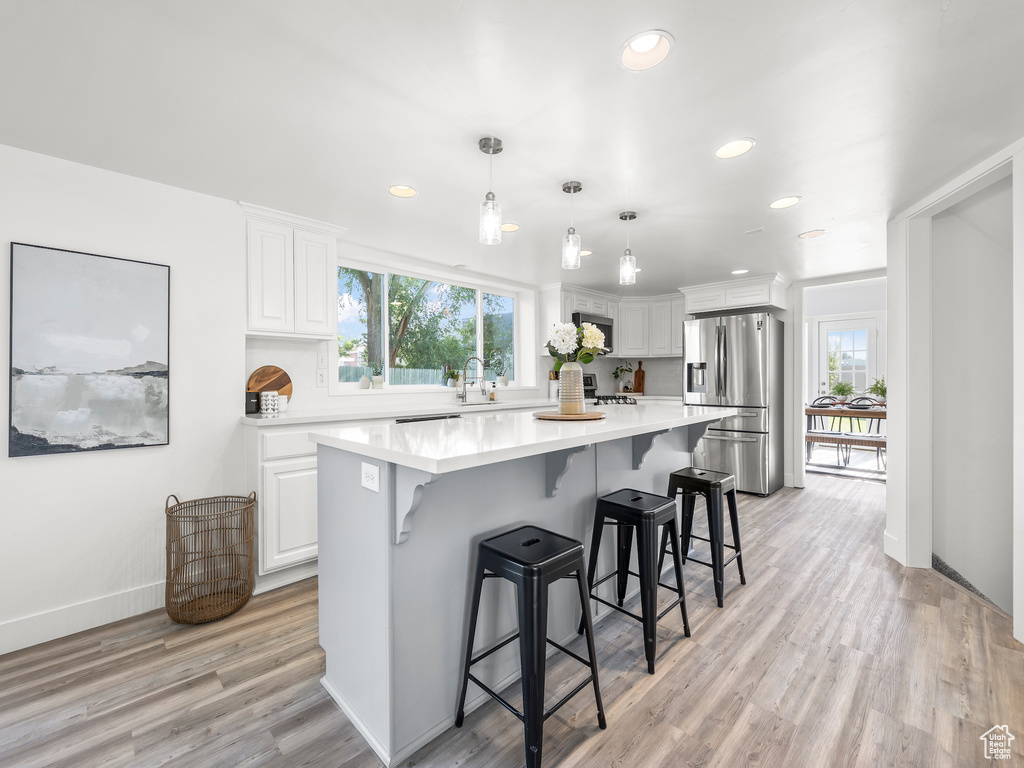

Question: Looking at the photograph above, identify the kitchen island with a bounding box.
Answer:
[309,402,735,767]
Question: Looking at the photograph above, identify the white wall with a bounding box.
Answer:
[804,277,887,317]
[0,145,247,654]
[931,188,1013,612]
[804,277,887,403]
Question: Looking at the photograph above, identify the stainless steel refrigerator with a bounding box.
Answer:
[683,311,784,495]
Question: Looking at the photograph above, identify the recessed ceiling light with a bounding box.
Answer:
[453,264,468,269]
[388,185,417,198]
[714,138,756,159]
[798,229,826,239]
[580,250,592,256]
[621,30,674,71]
[731,269,749,275]
[770,196,802,209]
[500,223,520,232]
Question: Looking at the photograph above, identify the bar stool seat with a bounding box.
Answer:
[664,467,746,608]
[581,489,690,674]
[455,525,606,768]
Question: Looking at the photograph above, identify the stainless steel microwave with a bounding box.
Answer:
[571,312,613,355]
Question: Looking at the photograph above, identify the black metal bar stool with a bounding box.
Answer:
[663,467,746,608]
[455,525,607,768]
[580,489,690,674]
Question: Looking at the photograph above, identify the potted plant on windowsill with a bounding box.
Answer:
[371,360,384,389]
[830,380,855,403]
[612,362,633,393]
[867,375,886,404]
[443,369,460,388]
[489,348,510,386]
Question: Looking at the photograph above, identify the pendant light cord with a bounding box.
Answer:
[570,188,575,228]
[489,153,493,193]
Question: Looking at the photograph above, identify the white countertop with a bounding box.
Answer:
[309,402,734,474]
[240,398,554,426]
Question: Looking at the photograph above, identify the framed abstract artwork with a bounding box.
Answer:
[9,242,170,457]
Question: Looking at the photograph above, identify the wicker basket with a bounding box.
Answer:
[165,492,256,625]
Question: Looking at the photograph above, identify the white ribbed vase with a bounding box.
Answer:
[558,361,585,415]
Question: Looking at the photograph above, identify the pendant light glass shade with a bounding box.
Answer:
[478,137,503,245]
[479,191,502,245]
[619,248,636,285]
[562,226,581,269]
[560,181,583,269]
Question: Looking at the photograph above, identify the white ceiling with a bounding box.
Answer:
[1,1,1023,296]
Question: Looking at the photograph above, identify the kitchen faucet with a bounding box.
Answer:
[457,356,487,402]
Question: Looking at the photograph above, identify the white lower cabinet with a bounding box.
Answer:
[261,456,319,572]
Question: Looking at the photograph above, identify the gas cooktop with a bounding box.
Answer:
[595,395,637,405]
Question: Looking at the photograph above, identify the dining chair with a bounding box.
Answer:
[807,396,841,464]
[846,396,885,468]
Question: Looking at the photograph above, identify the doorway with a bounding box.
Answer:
[804,281,887,481]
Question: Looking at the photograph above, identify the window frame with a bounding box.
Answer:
[329,255,527,396]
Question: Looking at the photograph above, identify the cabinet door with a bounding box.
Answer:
[561,290,573,322]
[590,297,608,315]
[620,302,650,356]
[572,293,593,313]
[261,456,318,572]
[685,287,726,314]
[725,280,771,308]
[671,298,687,355]
[650,300,672,356]
[248,219,294,332]
[293,229,336,337]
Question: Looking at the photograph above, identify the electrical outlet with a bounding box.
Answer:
[317,342,328,370]
[361,462,380,493]
[316,369,327,387]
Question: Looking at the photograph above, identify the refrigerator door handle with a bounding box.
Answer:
[702,433,758,443]
[715,326,722,398]
[720,325,728,396]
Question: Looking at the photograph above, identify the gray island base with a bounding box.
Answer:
[310,403,735,767]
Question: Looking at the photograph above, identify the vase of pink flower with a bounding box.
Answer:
[547,321,605,415]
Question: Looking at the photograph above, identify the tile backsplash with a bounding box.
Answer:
[588,356,683,396]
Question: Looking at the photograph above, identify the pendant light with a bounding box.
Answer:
[478,137,503,245]
[561,181,582,269]
[619,211,637,285]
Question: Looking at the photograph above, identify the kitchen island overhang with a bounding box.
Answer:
[309,403,735,767]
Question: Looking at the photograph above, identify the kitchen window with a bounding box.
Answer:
[336,265,516,387]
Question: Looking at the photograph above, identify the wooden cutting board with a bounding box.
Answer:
[533,410,606,421]
[247,366,293,399]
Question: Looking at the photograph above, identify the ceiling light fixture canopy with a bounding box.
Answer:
[478,137,503,245]
[619,211,637,285]
[714,138,756,159]
[561,181,582,270]
[621,30,674,71]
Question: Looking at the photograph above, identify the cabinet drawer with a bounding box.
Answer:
[262,429,317,460]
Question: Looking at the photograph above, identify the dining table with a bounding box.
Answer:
[805,403,887,432]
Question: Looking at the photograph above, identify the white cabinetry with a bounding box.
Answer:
[245,424,321,575]
[683,273,790,315]
[671,298,687,355]
[619,301,651,356]
[242,203,346,339]
[650,300,672,356]
[557,284,683,357]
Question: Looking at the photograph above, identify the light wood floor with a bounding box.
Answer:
[2,475,1021,767]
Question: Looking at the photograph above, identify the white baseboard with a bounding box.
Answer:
[882,529,904,564]
[0,581,164,656]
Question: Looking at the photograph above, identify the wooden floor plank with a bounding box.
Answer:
[2,475,1022,768]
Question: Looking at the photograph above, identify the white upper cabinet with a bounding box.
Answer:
[243,203,346,339]
[649,300,672,356]
[293,229,335,336]
[670,298,687,355]
[619,301,651,356]
[683,273,790,315]
[247,219,294,333]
